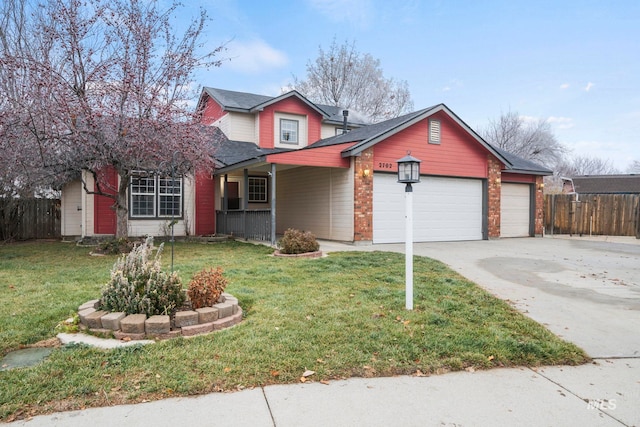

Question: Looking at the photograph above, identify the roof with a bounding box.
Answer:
[489,145,553,175]
[566,175,640,194]
[203,90,551,176]
[201,87,368,127]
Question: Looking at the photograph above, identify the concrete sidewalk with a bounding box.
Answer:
[11,235,640,426]
[13,359,639,426]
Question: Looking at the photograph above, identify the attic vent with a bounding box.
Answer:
[429,119,441,144]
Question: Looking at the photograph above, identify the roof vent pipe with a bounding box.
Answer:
[342,109,349,134]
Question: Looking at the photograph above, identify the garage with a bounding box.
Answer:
[500,183,532,237]
[373,174,484,243]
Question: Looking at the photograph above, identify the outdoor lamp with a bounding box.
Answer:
[397,152,421,310]
[397,153,421,184]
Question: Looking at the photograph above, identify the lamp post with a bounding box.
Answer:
[397,152,421,310]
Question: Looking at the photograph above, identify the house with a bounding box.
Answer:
[562,175,640,195]
[61,87,552,243]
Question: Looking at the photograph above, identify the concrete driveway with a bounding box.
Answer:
[322,235,640,359]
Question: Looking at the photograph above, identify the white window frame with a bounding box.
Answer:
[248,176,268,203]
[280,118,299,145]
[130,174,183,219]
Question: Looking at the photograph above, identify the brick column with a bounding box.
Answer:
[487,156,502,239]
[534,176,544,236]
[354,148,374,242]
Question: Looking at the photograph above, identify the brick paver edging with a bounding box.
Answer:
[273,250,323,258]
[77,293,242,340]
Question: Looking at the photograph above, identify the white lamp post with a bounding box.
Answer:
[397,152,421,310]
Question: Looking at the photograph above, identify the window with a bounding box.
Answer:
[280,119,299,144]
[158,178,182,217]
[130,175,182,218]
[429,119,441,144]
[248,177,268,203]
[335,127,349,135]
[130,176,156,217]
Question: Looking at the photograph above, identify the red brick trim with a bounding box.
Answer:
[354,148,374,241]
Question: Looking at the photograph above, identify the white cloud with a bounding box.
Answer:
[584,82,594,91]
[442,79,463,92]
[559,83,570,90]
[548,116,574,130]
[306,0,373,28]
[225,39,288,74]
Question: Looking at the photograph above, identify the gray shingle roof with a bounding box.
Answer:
[203,88,272,111]
[489,145,553,175]
[309,108,433,149]
[202,87,368,126]
[570,175,640,194]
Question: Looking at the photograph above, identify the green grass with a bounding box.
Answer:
[0,240,589,421]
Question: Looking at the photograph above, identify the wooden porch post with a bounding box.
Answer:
[271,163,276,246]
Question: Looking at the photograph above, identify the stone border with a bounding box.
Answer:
[273,250,323,258]
[77,293,242,341]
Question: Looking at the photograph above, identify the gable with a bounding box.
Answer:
[258,96,324,149]
[200,94,225,125]
[372,111,494,178]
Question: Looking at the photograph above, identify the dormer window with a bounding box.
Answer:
[280,119,299,145]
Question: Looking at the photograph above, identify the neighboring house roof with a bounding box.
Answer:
[565,175,640,194]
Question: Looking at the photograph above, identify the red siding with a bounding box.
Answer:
[201,95,225,125]
[258,96,324,149]
[501,172,536,183]
[94,166,117,235]
[373,111,493,178]
[266,143,354,168]
[195,171,216,235]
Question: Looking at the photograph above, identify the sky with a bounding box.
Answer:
[182,0,639,171]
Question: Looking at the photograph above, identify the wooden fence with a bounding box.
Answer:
[0,198,61,241]
[544,194,640,237]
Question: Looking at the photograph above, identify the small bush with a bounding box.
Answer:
[278,228,320,254]
[100,236,185,316]
[187,267,228,309]
[97,237,135,254]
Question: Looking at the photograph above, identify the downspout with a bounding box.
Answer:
[270,163,276,246]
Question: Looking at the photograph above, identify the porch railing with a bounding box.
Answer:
[216,209,271,241]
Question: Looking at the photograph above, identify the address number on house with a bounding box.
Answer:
[378,162,394,170]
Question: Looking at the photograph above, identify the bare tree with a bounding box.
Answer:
[555,155,621,176]
[481,110,567,167]
[0,0,225,237]
[627,160,640,174]
[289,38,413,123]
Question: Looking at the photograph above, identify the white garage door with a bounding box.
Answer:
[500,183,531,237]
[373,174,483,243]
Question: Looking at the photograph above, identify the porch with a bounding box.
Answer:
[215,209,272,242]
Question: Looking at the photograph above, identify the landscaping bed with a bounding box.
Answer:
[0,241,589,422]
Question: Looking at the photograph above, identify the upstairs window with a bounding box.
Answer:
[280,119,299,144]
[429,119,441,144]
[130,175,182,218]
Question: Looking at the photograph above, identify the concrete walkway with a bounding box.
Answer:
[12,235,640,426]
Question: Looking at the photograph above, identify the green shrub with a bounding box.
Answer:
[100,237,184,316]
[278,228,320,254]
[187,267,228,309]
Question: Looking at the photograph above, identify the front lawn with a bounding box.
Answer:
[0,240,589,421]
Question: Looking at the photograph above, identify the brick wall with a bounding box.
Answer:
[487,155,502,239]
[354,148,374,242]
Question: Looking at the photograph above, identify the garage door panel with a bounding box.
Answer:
[373,174,483,243]
[501,183,531,237]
